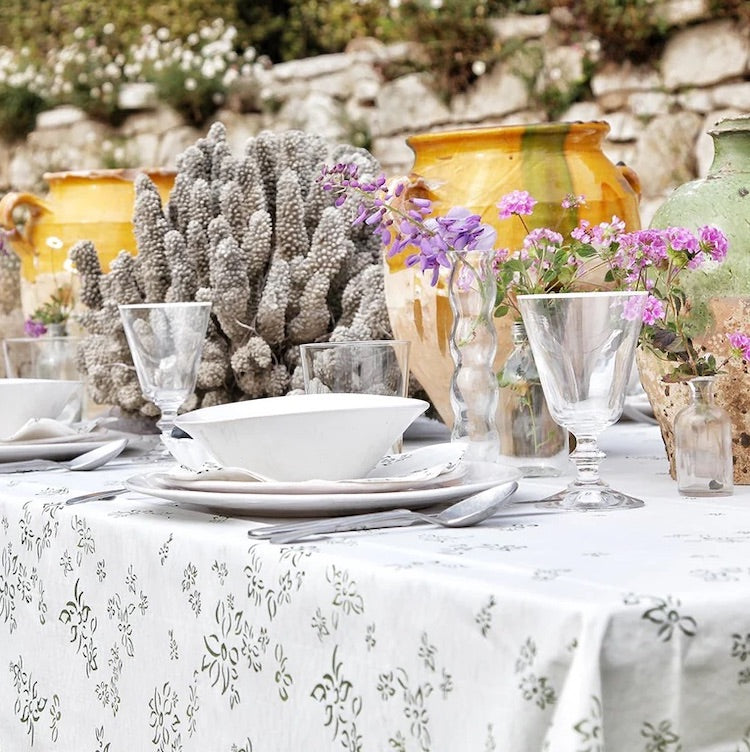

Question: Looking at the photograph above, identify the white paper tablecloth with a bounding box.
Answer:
[0,423,749,751]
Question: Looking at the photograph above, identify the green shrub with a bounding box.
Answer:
[0,0,249,54]
[0,85,46,142]
[237,0,393,62]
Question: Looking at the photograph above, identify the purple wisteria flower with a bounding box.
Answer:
[320,163,498,287]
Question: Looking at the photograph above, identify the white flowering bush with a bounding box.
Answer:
[0,17,258,139]
[0,46,48,139]
[135,19,257,125]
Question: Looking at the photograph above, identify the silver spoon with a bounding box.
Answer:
[0,438,128,474]
[250,480,519,544]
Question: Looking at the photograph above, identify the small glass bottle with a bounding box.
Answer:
[497,320,568,477]
[674,376,733,496]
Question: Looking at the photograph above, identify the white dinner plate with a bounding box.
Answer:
[147,464,467,496]
[125,461,522,517]
[0,439,115,463]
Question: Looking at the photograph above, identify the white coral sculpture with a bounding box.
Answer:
[70,123,392,419]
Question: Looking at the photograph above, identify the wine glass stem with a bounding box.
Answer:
[570,434,605,486]
[157,406,179,442]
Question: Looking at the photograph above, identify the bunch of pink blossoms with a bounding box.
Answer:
[495,189,745,381]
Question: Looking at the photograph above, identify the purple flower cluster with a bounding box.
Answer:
[320,163,497,286]
[322,167,748,376]
[728,332,750,361]
[23,318,47,337]
[497,190,537,219]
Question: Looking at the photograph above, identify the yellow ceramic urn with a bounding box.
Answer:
[384,121,642,426]
[0,168,175,319]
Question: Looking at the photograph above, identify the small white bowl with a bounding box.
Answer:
[0,378,83,438]
[174,393,429,481]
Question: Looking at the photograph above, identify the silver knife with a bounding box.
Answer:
[65,487,128,505]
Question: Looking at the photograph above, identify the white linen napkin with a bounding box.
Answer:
[159,441,467,488]
[0,418,128,445]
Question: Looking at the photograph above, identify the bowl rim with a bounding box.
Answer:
[0,378,82,386]
[175,393,429,426]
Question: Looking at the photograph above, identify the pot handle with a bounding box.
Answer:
[616,162,642,201]
[0,191,51,256]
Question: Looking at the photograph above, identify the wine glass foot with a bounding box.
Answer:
[537,484,644,511]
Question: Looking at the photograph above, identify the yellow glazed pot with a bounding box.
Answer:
[0,168,175,318]
[384,121,642,426]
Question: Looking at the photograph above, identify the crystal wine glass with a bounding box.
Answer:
[517,291,647,511]
[119,302,212,447]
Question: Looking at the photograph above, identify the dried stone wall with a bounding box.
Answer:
[1,4,749,228]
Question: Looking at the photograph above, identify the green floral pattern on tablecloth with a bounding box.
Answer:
[2,423,750,750]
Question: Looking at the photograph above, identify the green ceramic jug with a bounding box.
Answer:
[644,115,750,484]
[650,115,750,325]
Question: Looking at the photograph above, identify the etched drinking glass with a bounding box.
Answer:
[300,339,411,452]
[119,302,211,445]
[518,291,647,511]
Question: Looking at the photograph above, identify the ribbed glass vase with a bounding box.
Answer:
[447,249,499,463]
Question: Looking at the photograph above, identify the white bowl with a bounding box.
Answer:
[0,378,83,438]
[174,393,429,481]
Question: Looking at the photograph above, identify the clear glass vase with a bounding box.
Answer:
[447,249,500,463]
[675,376,733,497]
[498,320,569,477]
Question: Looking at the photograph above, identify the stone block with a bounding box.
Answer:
[630,111,702,196]
[121,106,184,137]
[7,148,39,191]
[309,62,380,101]
[451,64,528,124]
[371,135,414,177]
[129,132,160,167]
[605,112,643,143]
[156,126,202,168]
[640,194,670,228]
[212,111,263,154]
[488,13,551,41]
[272,53,352,82]
[36,106,86,130]
[591,62,661,97]
[117,82,159,111]
[601,142,637,172]
[279,92,347,142]
[561,101,604,123]
[660,0,710,26]
[598,91,629,112]
[712,82,750,111]
[661,20,748,90]
[375,73,451,136]
[628,91,674,118]
[675,87,714,114]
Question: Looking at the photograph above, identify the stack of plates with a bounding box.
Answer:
[126,443,521,516]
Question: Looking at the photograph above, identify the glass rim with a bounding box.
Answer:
[118,301,212,310]
[3,336,81,344]
[299,340,410,349]
[517,290,647,301]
